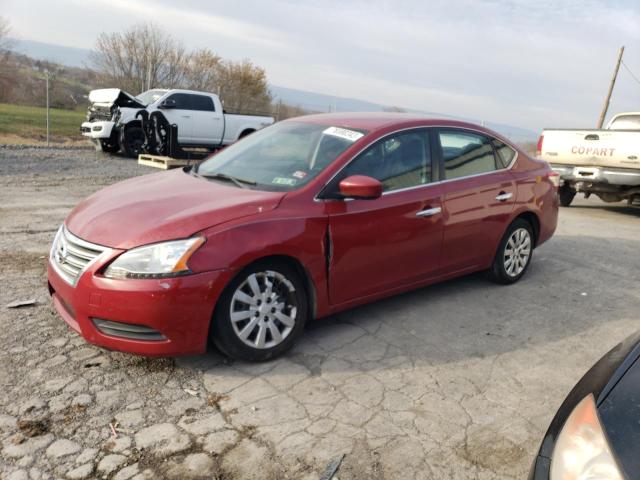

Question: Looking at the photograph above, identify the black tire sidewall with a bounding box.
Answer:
[490,219,534,284]
[559,186,576,207]
[119,126,144,158]
[211,261,309,362]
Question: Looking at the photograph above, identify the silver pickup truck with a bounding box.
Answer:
[537,112,640,206]
[81,88,274,157]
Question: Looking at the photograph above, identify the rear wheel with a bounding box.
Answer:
[118,125,145,158]
[558,185,576,207]
[210,261,308,362]
[488,218,534,284]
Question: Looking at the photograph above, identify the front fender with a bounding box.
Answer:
[188,215,330,317]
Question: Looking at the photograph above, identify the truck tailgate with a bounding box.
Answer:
[540,130,640,170]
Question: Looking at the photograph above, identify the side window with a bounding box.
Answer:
[166,93,192,109]
[492,140,516,168]
[341,130,432,192]
[190,94,215,112]
[438,130,499,180]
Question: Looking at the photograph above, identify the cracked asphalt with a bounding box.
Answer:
[1,147,639,479]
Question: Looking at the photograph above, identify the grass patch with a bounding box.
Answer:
[0,103,85,141]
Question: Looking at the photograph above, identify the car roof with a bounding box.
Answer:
[289,112,490,135]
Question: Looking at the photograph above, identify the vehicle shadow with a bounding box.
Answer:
[568,204,640,218]
[178,232,640,375]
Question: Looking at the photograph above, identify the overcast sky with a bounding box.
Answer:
[3,0,640,131]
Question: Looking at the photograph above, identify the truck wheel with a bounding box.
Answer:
[487,218,534,285]
[558,186,576,207]
[210,260,308,362]
[99,139,119,154]
[119,125,145,158]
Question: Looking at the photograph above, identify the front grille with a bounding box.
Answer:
[50,226,108,286]
[92,318,166,341]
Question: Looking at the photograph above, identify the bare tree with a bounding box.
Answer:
[184,48,222,92]
[217,59,272,114]
[90,23,190,94]
[0,16,15,102]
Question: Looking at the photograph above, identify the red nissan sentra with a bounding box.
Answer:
[48,113,559,361]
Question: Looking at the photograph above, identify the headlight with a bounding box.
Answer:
[104,237,205,279]
[550,394,624,480]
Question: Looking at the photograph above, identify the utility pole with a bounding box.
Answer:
[597,46,624,128]
[45,69,50,147]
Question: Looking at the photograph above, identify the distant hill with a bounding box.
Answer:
[10,39,537,142]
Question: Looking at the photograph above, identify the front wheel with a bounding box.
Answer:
[488,219,534,284]
[118,126,145,158]
[99,139,119,154]
[210,261,308,362]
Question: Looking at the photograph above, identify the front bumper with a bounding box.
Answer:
[47,255,232,356]
[551,164,640,187]
[80,121,115,140]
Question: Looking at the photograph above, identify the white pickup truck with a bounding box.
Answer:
[537,112,640,206]
[81,88,274,157]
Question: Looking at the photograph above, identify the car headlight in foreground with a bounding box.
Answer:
[550,393,623,480]
[104,237,205,279]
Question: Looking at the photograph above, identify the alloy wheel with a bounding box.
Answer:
[503,227,531,277]
[229,271,297,349]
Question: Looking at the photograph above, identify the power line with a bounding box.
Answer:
[621,60,640,87]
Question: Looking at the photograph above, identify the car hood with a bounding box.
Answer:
[88,88,146,109]
[65,169,285,249]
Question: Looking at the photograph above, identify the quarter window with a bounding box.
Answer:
[492,140,516,168]
[438,130,499,180]
[341,130,432,192]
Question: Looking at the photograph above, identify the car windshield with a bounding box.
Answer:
[195,121,367,191]
[136,89,167,106]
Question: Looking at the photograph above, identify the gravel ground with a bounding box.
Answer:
[1,148,640,480]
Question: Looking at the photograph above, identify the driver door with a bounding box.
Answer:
[157,93,194,143]
[323,129,444,305]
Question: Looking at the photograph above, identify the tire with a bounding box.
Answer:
[99,139,119,154]
[558,186,576,207]
[118,125,145,158]
[487,218,534,284]
[210,260,309,362]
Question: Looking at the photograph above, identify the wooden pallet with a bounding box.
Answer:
[137,154,203,170]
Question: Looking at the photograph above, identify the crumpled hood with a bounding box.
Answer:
[88,88,146,109]
[65,169,285,249]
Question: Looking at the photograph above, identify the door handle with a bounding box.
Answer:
[181,115,191,118]
[416,206,442,217]
[495,192,513,202]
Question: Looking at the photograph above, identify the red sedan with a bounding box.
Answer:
[48,113,559,361]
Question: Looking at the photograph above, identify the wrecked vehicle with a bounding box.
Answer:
[80,88,275,158]
[537,112,640,207]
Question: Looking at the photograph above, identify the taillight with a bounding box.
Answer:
[536,134,544,157]
[547,170,560,188]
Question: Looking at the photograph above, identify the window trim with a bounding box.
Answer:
[316,125,518,201]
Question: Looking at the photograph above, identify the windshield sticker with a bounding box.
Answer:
[323,126,364,142]
[272,177,297,186]
[292,171,307,179]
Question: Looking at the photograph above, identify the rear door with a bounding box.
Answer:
[324,128,444,305]
[159,93,194,143]
[190,94,223,145]
[436,129,517,273]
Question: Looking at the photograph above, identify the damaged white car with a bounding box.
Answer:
[80,88,275,157]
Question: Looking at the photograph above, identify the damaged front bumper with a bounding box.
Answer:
[80,121,116,140]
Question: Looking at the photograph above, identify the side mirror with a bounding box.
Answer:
[339,175,382,200]
[158,99,177,109]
